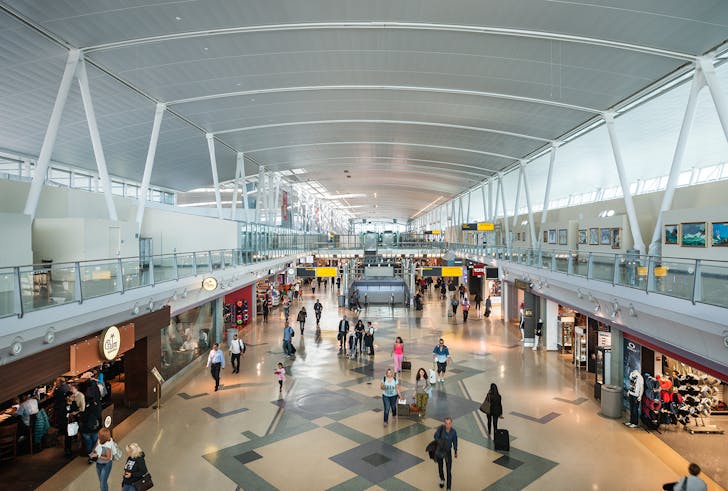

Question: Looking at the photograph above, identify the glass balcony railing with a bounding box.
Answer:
[448,243,728,309]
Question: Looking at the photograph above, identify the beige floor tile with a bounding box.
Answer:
[337,409,416,439]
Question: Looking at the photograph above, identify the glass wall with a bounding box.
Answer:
[160,301,217,380]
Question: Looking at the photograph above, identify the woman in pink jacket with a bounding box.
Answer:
[392,337,404,374]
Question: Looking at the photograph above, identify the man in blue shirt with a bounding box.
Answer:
[434,416,458,490]
[206,343,225,391]
[282,323,294,357]
[432,338,451,383]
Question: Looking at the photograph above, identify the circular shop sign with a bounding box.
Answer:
[202,276,219,291]
[99,325,121,361]
[104,415,112,428]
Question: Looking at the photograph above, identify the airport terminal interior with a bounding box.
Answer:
[0,2,728,490]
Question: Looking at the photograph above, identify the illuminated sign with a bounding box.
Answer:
[99,326,121,361]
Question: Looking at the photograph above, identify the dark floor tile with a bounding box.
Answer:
[493,454,523,470]
[234,450,263,465]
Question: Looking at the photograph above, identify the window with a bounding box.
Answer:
[697,164,721,183]
[48,168,71,187]
[163,192,175,205]
[111,180,125,196]
[126,184,139,199]
[0,158,21,178]
[677,170,692,186]
[149,189,163,203]
[72,172,93,190]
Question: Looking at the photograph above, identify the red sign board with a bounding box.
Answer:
[472,263,486,277]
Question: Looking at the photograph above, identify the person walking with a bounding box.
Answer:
[282,323,295,358]
[392,336,405,374]
[80,395,101,463]
[296,307,307,335]
[354,319,365,355]
[380,368,402,426]
[365,321,375,355]
[481,383,503,437]
[337,315,350,354]
[313,299,323,325]
[414,368,431,418]
[282,294,291,321]
[432,338,451,383]
[229,333,245,374]
[274,363,286,393]
[461,295,470,322]
[312,280,316,296]
[262,298,269,322]
[450,296,459,316]
[485,295,492,318]
[89,427,114,491]
[206,343,225,391]
[474,293,482,317]
[121,443,149,491]
[433,417,458,491]
[663,463,707,491]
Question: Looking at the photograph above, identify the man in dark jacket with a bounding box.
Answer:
[434,417,458,491]
[337,315,350,354]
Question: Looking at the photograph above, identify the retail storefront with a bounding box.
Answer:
[161,301,220,381]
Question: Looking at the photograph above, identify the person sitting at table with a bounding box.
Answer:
[16,393,39,429]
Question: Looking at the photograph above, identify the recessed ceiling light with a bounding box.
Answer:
[251,98,255,102]
[203,47,208,51]
[175,16,182,21]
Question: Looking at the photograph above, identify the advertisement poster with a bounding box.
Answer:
[623,338,641,408]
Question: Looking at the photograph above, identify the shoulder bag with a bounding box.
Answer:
[133,473,154,491]
[479,394,491,414]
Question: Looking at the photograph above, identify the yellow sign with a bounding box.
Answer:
[441,267,463,277]
[430,230,441,235]
[477,222,495,231]
[653,266,668,277]
[637,266,648,277]
[316,267,337,277]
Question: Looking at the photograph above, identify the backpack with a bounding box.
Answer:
[110,439,123,461]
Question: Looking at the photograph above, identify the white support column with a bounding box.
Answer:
[205,133,223,219]
[499,173,510,247]
[493,176,501,219]
[520,161,538,249]
[488,179,494,221]
[511,166,523,228]
[466,191,472,222]
[231,152,243,220]
[539,143,558,246]
[272,174,281,226]
[77,58,118,221]
[604,112,646,253]
[136,102,166,233]
[253,174,261,224]
[698,56,728,140]
[24,49,81,219]
[480,182,487,223]
[240,153,249,215]
[648,67,705,256]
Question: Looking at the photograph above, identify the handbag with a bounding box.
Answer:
[133,473,154,491]
[479,395,491,414]
[67,421,79,436]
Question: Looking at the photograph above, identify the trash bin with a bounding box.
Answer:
[600,384,623,419]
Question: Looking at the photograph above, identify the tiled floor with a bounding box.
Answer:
[47,287,725,491]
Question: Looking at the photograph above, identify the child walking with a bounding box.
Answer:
[274,363,286,393]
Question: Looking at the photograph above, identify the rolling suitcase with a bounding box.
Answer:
[494,429,510,451]
[401,359,411,370]
[397,400,410,417]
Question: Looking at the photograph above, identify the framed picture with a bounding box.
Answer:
[600,228,611,245]
[681,222,706,247]
[610,228,621,249]
[558,229,568,245]
[589,228,599,245]
[578,229,587,245]
[664,224,679,245]
[543,230,548,243]
[548,229,556,244]
[712,222,728,247]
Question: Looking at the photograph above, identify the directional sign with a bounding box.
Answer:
[421,266,463,277]
[477,222,495,231]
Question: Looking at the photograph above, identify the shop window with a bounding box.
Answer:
[160,302,215,380]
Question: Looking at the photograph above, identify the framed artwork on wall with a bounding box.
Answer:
[600,228,611,245]
[712,222,728,247]
[589,228,599,245]
[543,230,549,243]
[558,229,568,245]
[578,229,587,245]
[548,229,556,244]
[610,228,621,249]
[664,224,679,245]
[681,222,706,247]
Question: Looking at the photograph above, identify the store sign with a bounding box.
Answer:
[598,331,611,348]
[471,264,486,277]
[461,223,478,231]
[202,277,218,291]
[514,279,530,290]
[524,308,533,318]
[424,230,442,235]
[99,326,121,361]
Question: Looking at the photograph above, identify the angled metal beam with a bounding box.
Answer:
[231,152,243,220]
[77,57,118,221]
[697,56,728,141]
[214,118,552,143]
[648,67,705,256]
[480,182,488,223]
[604,112,645,254]
[239,152,249,214]
[493,176,501,220]
[511,165,523,228]
[24,49,81,219]
[169,84,599,114]
[136,102,166,233]
[538,143,559,246]
[520,161,538,249]
[499,174,511,248]
[83,21,695,61]
[205,133,224,219]
[244,140,518,165]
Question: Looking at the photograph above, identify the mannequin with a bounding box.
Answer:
[519,302,525,340]
[532,318,543,351]
[625,370,644,428]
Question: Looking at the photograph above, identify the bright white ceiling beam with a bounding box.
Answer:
[264,159,492,177]
[213,119,551,143]
[240,141,517,165]
[168,84,598,114]
[82,22,695,61]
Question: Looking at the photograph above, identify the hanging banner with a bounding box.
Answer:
[281,191,288,221]
[623,338,642,408]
